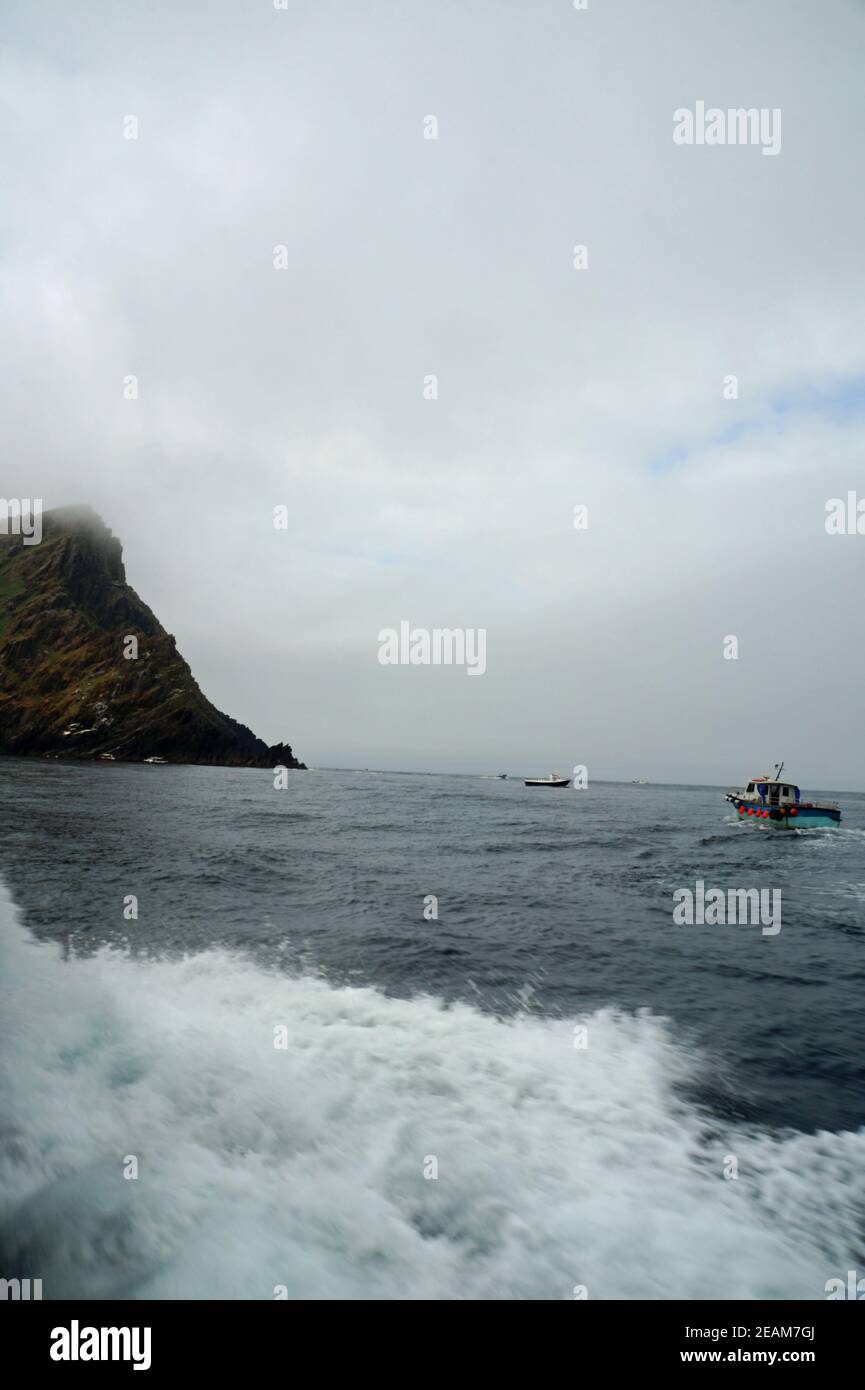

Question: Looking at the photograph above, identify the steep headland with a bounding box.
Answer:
[0,506,305,768]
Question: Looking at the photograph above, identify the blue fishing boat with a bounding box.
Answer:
[724,762,841,827]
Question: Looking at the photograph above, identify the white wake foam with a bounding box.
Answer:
[0,877,860,1299]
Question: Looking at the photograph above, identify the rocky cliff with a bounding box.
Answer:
[0,506,305,768]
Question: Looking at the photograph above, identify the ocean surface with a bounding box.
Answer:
[1,759,863,1299]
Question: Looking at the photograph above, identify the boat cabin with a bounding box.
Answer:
[742,776,800,808]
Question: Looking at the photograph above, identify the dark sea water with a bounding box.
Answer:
[1,759,863,1299]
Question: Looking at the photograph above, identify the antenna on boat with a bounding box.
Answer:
[774,760,784,781]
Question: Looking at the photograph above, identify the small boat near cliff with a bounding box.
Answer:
[524,773,570,788]
[724,762,841,827]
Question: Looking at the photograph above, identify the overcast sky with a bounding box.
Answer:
[2,0,864,785]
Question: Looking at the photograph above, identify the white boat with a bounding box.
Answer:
[143,756,167,764]
[524,773,570,788]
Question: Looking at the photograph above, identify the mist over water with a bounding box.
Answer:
[0,762,863,1298]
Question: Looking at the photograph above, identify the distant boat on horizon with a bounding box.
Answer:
[524,773,570,788]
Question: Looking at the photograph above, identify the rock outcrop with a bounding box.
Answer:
[0,506,306,768]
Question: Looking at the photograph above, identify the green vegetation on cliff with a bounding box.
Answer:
[0,506,305,768]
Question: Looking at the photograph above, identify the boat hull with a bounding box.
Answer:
[524,779,570,788]
[730,799,841,828]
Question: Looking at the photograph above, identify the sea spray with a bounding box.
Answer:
[0,876,861,1300]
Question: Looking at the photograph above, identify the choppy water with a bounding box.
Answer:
[1,760,863,1298]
